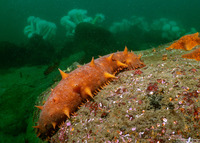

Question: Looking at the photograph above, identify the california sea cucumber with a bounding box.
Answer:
[34,47,145,140]
[166,32,200,51]
[165,32,200,61]
[182,47,200,61]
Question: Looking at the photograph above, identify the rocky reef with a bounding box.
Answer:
[33,43,200,142]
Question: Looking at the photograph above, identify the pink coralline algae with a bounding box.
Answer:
[134,69,143,75]
[146,83,158,93]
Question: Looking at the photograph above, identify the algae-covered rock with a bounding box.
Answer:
[34,45,200,142]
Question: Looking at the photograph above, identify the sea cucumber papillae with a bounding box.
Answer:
[34,47,145,140]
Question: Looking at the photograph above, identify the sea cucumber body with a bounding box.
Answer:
[182,47,200,61]
[36,48,145,139]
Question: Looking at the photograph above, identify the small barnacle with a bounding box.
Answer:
[162,118,167,122]
[132,127,136,131]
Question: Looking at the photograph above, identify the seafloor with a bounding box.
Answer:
[32,43,200,143]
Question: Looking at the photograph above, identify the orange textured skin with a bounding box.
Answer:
[35,47,145,140]
[182,47,200,61]
[166,32,200,51]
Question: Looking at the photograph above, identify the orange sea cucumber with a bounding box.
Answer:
[166,32,200,51]
[182,47,200,61]
[34,47,145,140]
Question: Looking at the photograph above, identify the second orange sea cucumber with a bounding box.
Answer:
[166,32,200,51]
[182,47,200,61]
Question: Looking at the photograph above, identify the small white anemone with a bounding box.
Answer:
[24,16,57,40]
[92,13,105,24]
[60,9,105,37]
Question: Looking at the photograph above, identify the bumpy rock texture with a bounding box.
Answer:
[34,43,200,143]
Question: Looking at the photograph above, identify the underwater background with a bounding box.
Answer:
[1,0,200,43]
[0,0,200,143]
